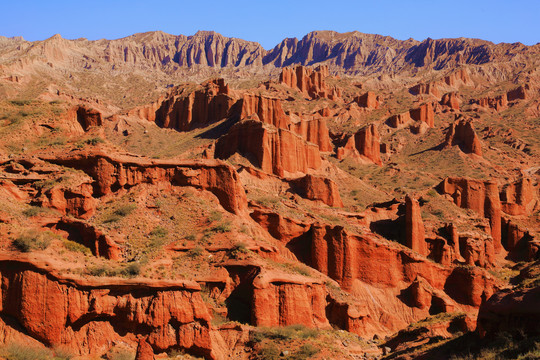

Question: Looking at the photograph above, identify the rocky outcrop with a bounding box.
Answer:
[354,91,380,109]
[69,106,103,131]
[507,85,529,101]
[500,176,537,216]
[476,94,508,111]
[251,272,329,328]
[48,217,122,260]
[387,112,413,128]
[405,195,427,256]
[290,174,344,207]
[135,338,155,360]
[214,120,321,177]
[0,257,226,359]
[477,286,540,338]
[440,92,460,110]
[444,118,483,156]
[409,103,435,127]
[437,177,502,251]
[154,79,236,131]
[336,124,382,165]
[239,93,290,129]
[279,65,340,100]
[37,182,96,219]
[410,83,440,98]
[443,69,472,87]
[43,151,247,215]
[290,116,332,152]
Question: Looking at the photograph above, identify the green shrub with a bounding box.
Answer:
[85,137,105,146]
[121,262,141,277]
[103,203,137,223]
[63,240,91,255]
[22,206,45,217]
[292,344,319,360]
[10,99,32,106]
[0,342,53,360]
[211,222,232,233]
[149,226,167,238]
[187,246,204,258]
[12,231,51,252]
[184,234,196,241]
[229,242,248,259]
[114,203,137,216]
[208,211,222,223]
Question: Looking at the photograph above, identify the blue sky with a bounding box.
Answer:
[1,0,538,49]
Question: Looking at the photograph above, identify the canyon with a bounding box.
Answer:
[0,30,538,360]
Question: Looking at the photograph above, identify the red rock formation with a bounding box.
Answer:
[409,102,435,127]
[279,65,339,99]
[410,83,440,98]
[500,177,537,216]
[440,92,460,110]
[214,120,321,177]
[443,69,472,87]
[135,338,155,360]
[476,94,508,111]
[477,286,540,338]
[405,195,427,256]
[37,183,96,219]
[444,118,483,156]
[239,93,290,129]
[0,257,225,359]
[251,272,329,328]
[249,208,311,243]
[155,79,236,131]
[69,106,103,131]
[507,85,529,101]
[354,91,380,109]
[291,174,344,207]
[290,116,332,151]
[438,178,502,252]
[49,217,122,260]
[460,235,495,268]
[387,112,413,128]
[43,151,247,215]
[502,219,532,252]
[336,124,382,165]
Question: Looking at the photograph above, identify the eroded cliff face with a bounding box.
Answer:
[0,257,225,359]
[438,178,502,250]
[214,120,322,176]
[43,150,248,215]
[444,119,483,156]
[154,79,236,131]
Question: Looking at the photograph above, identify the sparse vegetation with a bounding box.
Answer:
[12,231,53,252]
[63,239,91,255]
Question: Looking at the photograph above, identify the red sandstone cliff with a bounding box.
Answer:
[438,178,502,252]
[444,118,483,156]
[214,120,321,176]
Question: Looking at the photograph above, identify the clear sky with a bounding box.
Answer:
[1,0,538,49]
